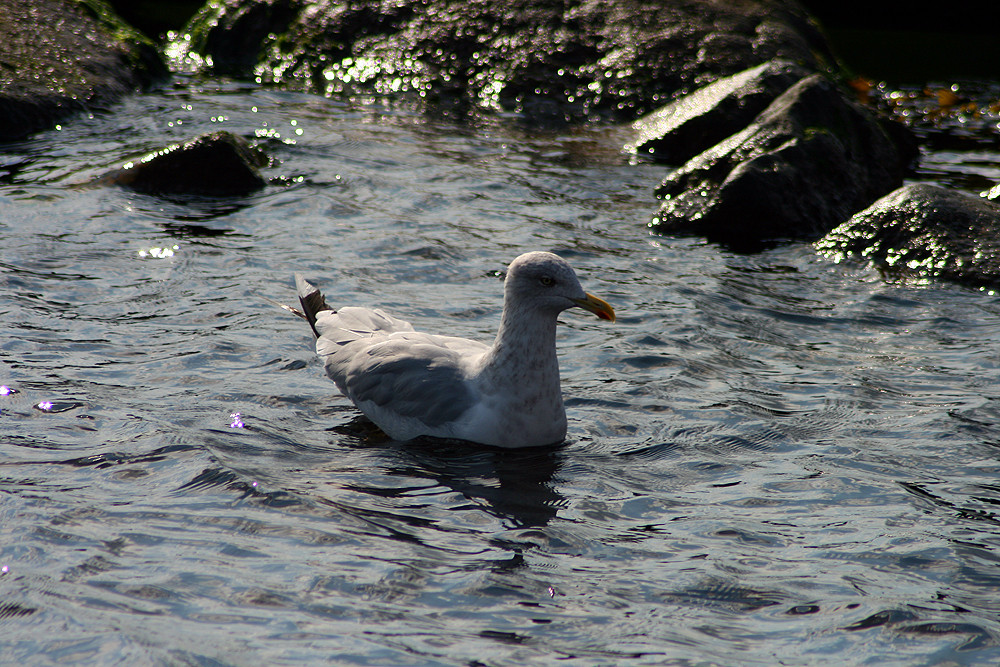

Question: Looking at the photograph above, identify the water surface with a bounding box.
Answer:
[3,78,1000,665]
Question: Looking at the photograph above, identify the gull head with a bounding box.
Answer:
[504,252,615,322]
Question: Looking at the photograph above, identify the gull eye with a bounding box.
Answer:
[539,275,555,287]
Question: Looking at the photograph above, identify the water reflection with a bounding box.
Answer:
[375,441,564,529]
[321,415,564,528]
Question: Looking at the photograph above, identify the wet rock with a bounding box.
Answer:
[626,60,813,164]
[651,74,918,250]
[173,0,838,123]
[0,0,167,142]
[106,131,269,196]
[816,183,1000,289]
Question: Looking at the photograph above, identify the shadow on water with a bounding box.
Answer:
[315,415,565,530]
[123,191,253,231]
[356,438,565,529]
[197,414,565,534]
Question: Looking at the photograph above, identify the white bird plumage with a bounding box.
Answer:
[294,251,615,448]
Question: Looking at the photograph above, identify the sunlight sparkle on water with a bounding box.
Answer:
[138,245,179,259]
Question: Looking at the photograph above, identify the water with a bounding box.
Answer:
[3,77,1000,665]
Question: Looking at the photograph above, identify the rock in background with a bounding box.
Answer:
[646,70,918,250]
[9,0,988,289]
[101,130,269,196]
[626,59,814,164]
[0,0,167,142]
[816,183,1000,289]
[167,0,926,250]
[172,0,839,123]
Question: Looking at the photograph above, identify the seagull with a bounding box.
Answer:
[291,251,615,448]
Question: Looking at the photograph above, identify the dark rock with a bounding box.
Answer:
[173,0,839,123]
[182,0,304,77]
[627,59,813,164]
[105,131,269,196]
[0,0,168,142]
[816,183,1000,289]
[650,74,918,250]
[106,0,204,40]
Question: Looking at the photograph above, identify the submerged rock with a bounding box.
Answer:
[172,0,838,122]
[105,131,269,196]
[816,183,1000,289]
[0,0,167,141]
[650,74,917,250]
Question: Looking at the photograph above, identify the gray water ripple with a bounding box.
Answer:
[4,80,1000,664]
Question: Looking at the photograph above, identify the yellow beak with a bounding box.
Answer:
[571,293,616,322]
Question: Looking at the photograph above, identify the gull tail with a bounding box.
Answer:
[294,274,333,338]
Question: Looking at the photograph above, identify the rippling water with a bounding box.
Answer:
[4,78,1000,665]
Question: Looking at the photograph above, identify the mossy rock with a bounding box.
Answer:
[0,0,168,141]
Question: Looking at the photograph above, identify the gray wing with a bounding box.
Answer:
[313,305,416,345]
[325,333,489,427]
[295,275,487,428]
